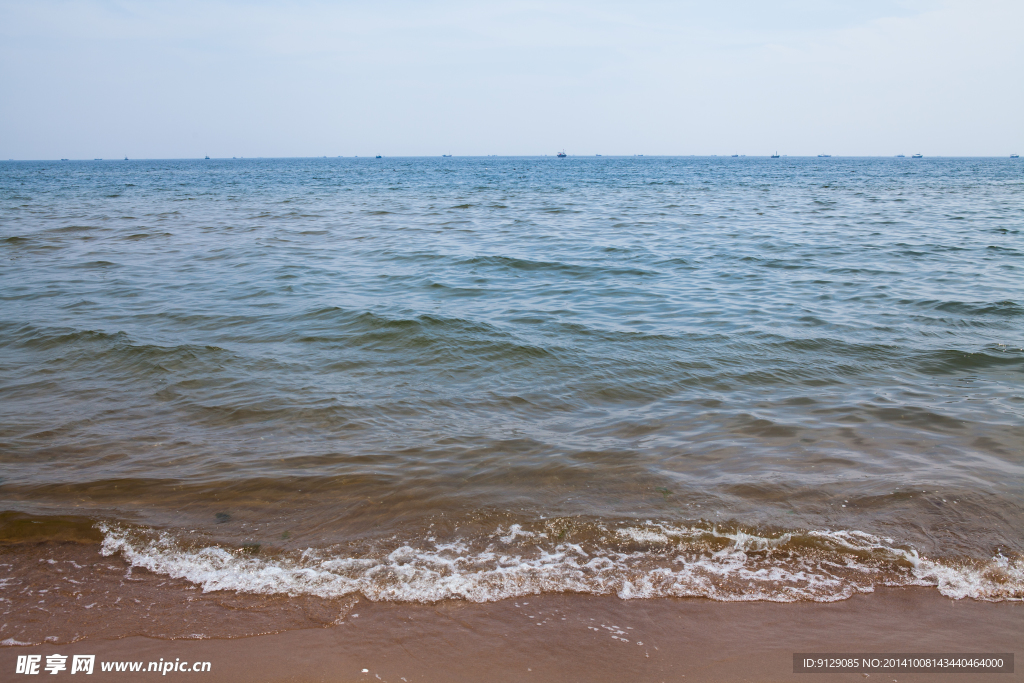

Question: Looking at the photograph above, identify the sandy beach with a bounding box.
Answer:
[5,573,1019,682]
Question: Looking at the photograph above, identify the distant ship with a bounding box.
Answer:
[205,155,210,160]
[557,150,567,157]
[896,154,905,158]
[1011,154,1020,158]
[912,153,923,159]
[770,152,780,158]
[595,154,602,157]
[124,156,128,160]
[817,154,831,158]
[441,154,451,157]
[61,158,68,161]
[375,155,382,159]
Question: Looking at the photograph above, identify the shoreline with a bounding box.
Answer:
[4,586,1020,682]
[3,154,1023,683]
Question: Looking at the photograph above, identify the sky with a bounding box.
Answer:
[1,0,1021,159]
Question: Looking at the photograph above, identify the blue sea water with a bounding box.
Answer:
[1,156,1022,605]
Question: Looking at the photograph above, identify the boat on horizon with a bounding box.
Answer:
[441,154,451,157]
[912,153,923,159]
[771,152,780,158]
[204,155,210,160]
[557,150,567,158]
[896,154,905,158]
[1012,154,1020,158]
[817,154,831,158]
[124,156,129,161]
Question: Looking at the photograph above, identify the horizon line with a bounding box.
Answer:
[3,154,1021,161]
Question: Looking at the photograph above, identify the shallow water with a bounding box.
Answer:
[1,157,1022,619]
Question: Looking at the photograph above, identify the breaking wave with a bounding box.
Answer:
[98,520,1023,604]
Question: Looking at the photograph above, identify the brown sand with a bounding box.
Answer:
[4,587,1020,682]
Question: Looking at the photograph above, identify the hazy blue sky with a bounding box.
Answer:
[1,0,1021,158]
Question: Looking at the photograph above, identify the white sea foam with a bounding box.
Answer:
[97,522,1023,604]
[1,638,37,647]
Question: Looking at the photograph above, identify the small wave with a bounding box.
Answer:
[124,232,172,240]
[289,308,558,362]
[72,260,120,269]
[932,300,1023,317]
[97,520,1022,604]
[47,225,99,233]
[1,638,37,647]
[1,323,235,376]
[901,299,1024,318]
[914,347,1023,375]
[1,324,126,350]
[459,255,658,278]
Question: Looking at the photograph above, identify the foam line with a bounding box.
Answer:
[97,522,1023,603]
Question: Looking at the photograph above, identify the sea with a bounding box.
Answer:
[1,156,1022,643]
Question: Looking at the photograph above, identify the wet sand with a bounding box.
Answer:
[5,584,1019,682]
